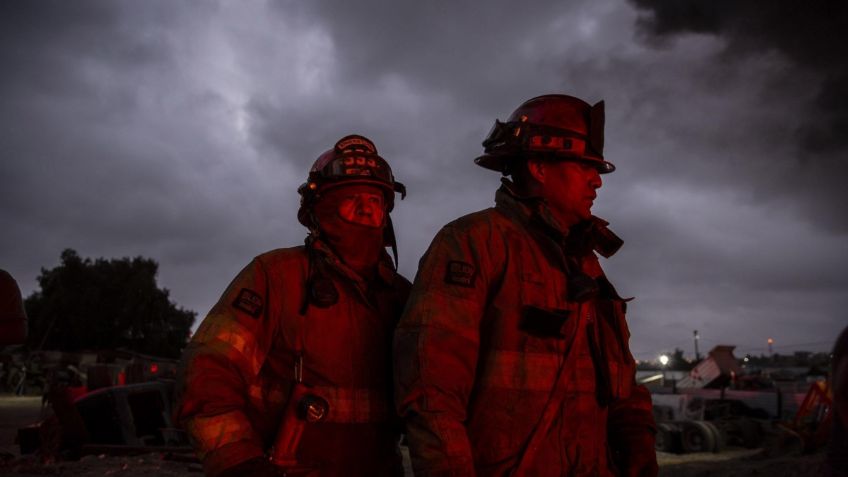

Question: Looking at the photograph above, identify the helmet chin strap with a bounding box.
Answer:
[384,215,399,270]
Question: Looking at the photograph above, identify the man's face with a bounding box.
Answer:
[539,160,602,227]
[332,184,386,228]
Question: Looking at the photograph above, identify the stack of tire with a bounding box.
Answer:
[655,420,724,453]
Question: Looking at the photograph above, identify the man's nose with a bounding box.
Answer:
[356,197,374,214]
[589,170,602,189]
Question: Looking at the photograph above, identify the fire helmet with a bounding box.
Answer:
[297,134,406,228]
[474,94,615,174]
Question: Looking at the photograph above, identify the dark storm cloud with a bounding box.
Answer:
[2,0,844,362]
[627,0,848,231]
[0,1,290,311]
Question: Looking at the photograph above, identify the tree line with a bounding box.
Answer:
[23,249,195,359]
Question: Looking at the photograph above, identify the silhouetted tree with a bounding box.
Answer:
[670,347,694,371]
[24,249,195,358]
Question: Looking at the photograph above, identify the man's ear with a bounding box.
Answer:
[527,158,546,185]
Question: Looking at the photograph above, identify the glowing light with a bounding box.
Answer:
[659,354,669,366]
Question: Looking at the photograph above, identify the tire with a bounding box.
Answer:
[681,420,716,453]
[655,422,680,453]
[702,421,724,453]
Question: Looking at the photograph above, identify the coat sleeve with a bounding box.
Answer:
[606,316,657,476]
[175,257,281,477]
[394,223,497,477]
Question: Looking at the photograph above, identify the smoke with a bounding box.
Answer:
[627,1,848,232]
[630,0,848,152]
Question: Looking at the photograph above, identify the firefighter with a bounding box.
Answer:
[0,269,27,346]
[394,95,658,476]
[826,325,848,477]
[176,134,410,477]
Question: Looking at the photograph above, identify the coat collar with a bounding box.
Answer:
[308,235,397,287]
[494,178,622,259]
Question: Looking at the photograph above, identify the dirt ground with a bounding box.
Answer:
[0,395,827,476]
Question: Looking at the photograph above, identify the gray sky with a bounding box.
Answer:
[2,0,845,361]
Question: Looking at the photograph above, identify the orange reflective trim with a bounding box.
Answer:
[477,350,561,392]
[310,385,390,423]
[187,410,256,457]
[193,317,263,375]
[247,383,287,405]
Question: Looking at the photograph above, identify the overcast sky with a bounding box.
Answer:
[2,0,846,361]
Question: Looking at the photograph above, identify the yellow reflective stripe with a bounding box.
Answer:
[310,385,390,423]
[244,383,390,423]
[478,350,560,392]
[187,410,256,457]
[247,383,287,405]
[193,316,263,375]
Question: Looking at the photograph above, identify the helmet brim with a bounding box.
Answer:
[474,153,616,174]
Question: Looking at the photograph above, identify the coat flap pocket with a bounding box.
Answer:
[519,305,570,338]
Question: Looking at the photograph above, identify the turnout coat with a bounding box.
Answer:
[177,240,410,476]
[394,183,655,476]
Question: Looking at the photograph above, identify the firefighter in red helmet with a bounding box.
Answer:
[176,134,410,477]
[395,95,658,476]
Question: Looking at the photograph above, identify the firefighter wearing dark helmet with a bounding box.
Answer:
[394,95,658,476]
[176,135,410,477]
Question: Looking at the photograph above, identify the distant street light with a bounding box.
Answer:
[659,354,669,388]
[693,330,701,361]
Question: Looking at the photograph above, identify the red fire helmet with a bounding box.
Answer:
[298,134,406,228]
[474,94,615,175]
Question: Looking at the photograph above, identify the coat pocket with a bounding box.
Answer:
[519,305,570,338]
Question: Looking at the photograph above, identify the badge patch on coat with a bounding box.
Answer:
[232,288,263,318]
[444,260,476,288]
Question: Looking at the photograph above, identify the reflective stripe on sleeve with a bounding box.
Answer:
[247,383,287,406]
[186,410,257,458]
[193,317,264,375]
